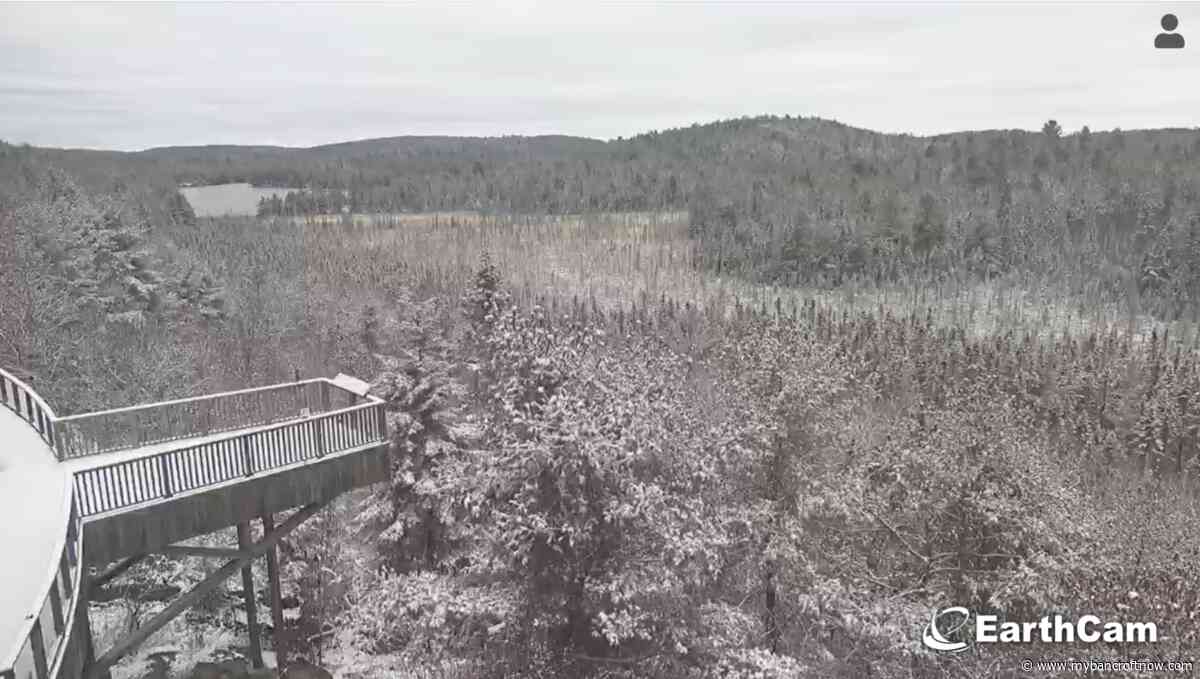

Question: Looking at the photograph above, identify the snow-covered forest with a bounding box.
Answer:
[4,115,1200,678]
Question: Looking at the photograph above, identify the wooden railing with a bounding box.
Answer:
[0,369,386,679]
[0,370,58,451]
[0,369,84,679]
[55,380,340,460]
[0,496,83,679]
[72,399,386,517]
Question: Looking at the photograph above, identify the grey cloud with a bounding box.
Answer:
[2,2,1197,150]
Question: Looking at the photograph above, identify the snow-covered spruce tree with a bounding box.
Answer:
[166,190,196,226]
[427,306,764,677]
[283,503,352,666]
[355,254,521,577]
[360,287,469,573]
[8,167,219,411]
[695,317,1103,678]
[340,262,513,667]
[462,251,509,332]
[460,251,512,401]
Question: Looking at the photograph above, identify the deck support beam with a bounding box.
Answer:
[237,522,264,669]
[160,545,245,560]
[262,512,287,669]
[80,573,111,679]
[85,501,326,679]
[91,554,144,590]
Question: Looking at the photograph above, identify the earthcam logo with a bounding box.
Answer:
[923,606,972,652]
[921,607,1159,652]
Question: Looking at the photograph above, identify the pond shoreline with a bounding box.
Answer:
[180,183,301,217]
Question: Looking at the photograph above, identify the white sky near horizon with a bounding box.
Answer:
[1,1,1197,151]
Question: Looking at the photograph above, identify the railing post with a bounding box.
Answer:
[375,403,387,440]
[294,373,303,414]
[315,418,327,458]
[60,549,73,600]
[45,417,57,455]
[319,381,330,413]
[58,424,70,460]
[49,577,64,634]
[30,617,48,679]
[65,498,78,566]
[242,435,254,476]
[159,455,173,498]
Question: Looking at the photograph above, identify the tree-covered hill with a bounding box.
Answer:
[9,115,1200,317]
[8,120,1200,678]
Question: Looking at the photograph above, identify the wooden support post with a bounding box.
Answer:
[262,513,287,669]
[237,522,264,669]
[87,502,325,679]
[78,585,111,679]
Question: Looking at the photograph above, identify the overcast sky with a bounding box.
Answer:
[1,2,1197,151]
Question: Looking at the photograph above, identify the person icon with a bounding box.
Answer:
[1155,13,1185,48]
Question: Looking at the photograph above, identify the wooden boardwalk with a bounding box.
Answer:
[0,407,73,675]
[0,370,389,679]
[67,404,382,519]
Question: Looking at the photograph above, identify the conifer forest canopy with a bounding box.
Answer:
[3,3,1200,678]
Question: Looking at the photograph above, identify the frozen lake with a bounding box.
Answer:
[179,183,300,217]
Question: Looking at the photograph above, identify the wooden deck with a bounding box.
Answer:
[0,407,73,673]
[67,401,384,519]
[79,435,388,566]
[0,371,389,679]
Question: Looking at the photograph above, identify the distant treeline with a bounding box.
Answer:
[256,188,351,217]
[7,115,1200,314]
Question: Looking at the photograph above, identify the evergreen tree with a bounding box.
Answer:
[1042,119,1063,142]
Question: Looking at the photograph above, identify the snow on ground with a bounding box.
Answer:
[0,407,72,661]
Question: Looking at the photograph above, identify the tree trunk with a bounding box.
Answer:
[764,551,780,653]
